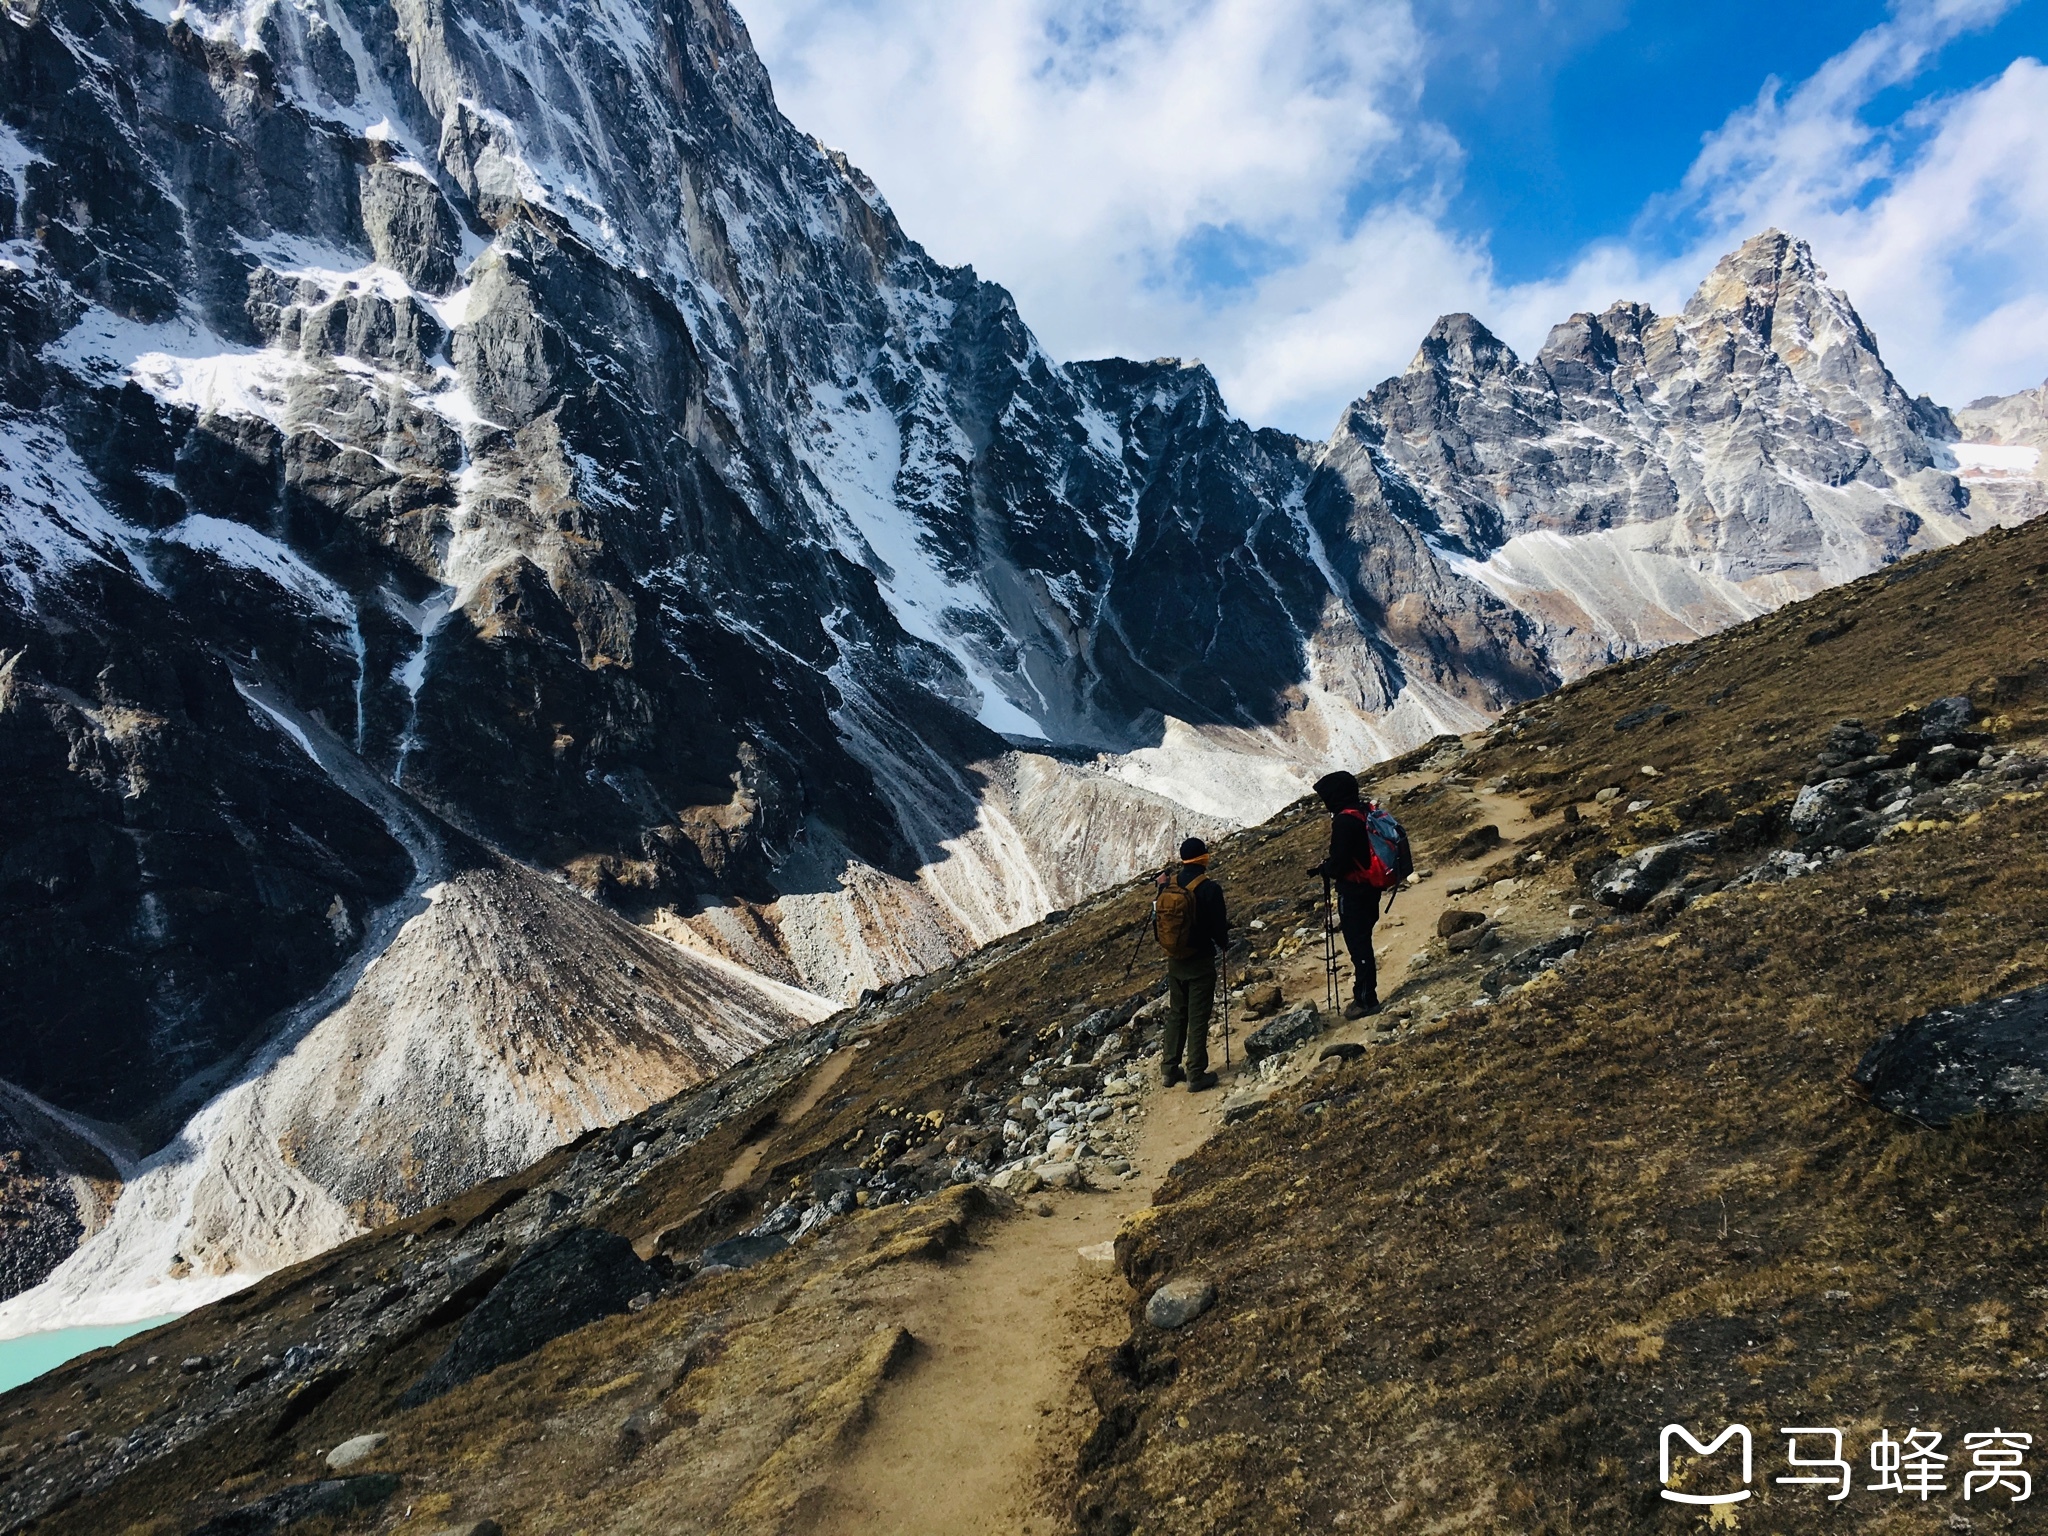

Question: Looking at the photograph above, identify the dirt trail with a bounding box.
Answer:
[800,784,1555,1534]
[719,1048,856,1193]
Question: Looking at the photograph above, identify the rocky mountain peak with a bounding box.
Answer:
[1408,312,1519,379]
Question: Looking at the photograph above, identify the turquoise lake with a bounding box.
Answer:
[0,1317,179,1395]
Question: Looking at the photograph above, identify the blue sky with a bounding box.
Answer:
[1423,0,2046,281]
[745,0,2048,434]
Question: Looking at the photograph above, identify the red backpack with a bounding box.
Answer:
[1337,804,1413,890]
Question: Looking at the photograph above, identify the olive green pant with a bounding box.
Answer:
[1163,959,1215,1077]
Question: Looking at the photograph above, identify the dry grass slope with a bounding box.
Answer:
[1078,518,2048,1533]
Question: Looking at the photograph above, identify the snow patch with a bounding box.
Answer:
[1949,441,2041,476]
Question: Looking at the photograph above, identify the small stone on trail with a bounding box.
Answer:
[1244,1004,1323,1063]
[1436,909,1486,939]
[1146,1276,1217,1330]
[1242,982,1283,1018]
[1445,875,1487,895]
[325,1433,388,1471]
[1077,1240,1117,1264]
[1035,1201,1056,1217]
[1319,1042,1367,1063]
[1038,1160,1086,1191]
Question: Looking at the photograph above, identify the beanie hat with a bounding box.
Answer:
[1178,836,1209,861]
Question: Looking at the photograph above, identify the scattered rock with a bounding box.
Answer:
[1437,909,1486,939]
[427,1523,503,1536]
[1038,1160,1087,1191]
[1244,1004,1323,1063]
[324,1433,388,1471]
[1221,1100,1266,1125]
[994,1167,1044,1196]
[191,1474,400,1535]
[1446,923,1494,954]
[1319,1042,1367,1063]
[1592,831,1717,912]
[1593,787,1621,803]
[1791,777,1870,835]
[1445,875,1488,896]
[1854,986,2048,1127]
[1145,1276,1217,1330]
[1241,983,1283,1019]
[1914,743,1981,785]
[1078,1240,1117,1265]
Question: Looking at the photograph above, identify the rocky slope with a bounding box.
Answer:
[5,514,2045,1534]
[2,0,2041,1330]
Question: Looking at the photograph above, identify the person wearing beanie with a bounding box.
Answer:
[1153,835,1230,1091]
[1308,770,1382,1018]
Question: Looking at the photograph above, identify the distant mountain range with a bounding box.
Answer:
[0,0,2040,1329]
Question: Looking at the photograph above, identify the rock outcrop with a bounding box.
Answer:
[1329,232,2025,676]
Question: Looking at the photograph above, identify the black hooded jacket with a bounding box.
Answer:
[1313,801,1376,884]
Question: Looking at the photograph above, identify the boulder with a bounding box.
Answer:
[1241,983,1283,1019]
[1919,695,1976,743]
[1446,923,1496,954]
[1244,1004,1323,1063]
[1436,908,1487,939]
[400,1228,657,1405]
[324,1433,388,1471]
[1145,1276,1217,1330]
[1038,1160,1087,1191]
[1913,743,1980,785]
[1854,986,2048,1127]
[1593,831,1718,911]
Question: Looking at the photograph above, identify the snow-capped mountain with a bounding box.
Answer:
[0,0,2035,1327]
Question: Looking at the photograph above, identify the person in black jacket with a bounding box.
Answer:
[1160,836,1229,1091]
[1308,770,1381,1019]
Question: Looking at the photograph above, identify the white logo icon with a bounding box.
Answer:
[1660,1424,1753,1505]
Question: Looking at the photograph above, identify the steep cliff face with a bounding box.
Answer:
[1330,232,2016,677]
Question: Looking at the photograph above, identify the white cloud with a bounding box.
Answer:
[740,0,2048,434]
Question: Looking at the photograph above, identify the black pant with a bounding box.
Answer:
[1337,884,1380,1003]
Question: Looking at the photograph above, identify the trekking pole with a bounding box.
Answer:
[1122,871,1162,979]
[1220,943,1231,1068]
[1322,875,1339,1013]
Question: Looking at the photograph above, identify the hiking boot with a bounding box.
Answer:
[1161,1065,1186,1088]
[1343,995,1382,1021]
[1187,1071,1219,1093]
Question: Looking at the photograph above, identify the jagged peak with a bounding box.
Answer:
[1408,313,1519,378]
[1681,228,1856,343]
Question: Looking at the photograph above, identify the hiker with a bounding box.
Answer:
[1307,770,1409,1019]
[1154,836,1229,1092]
